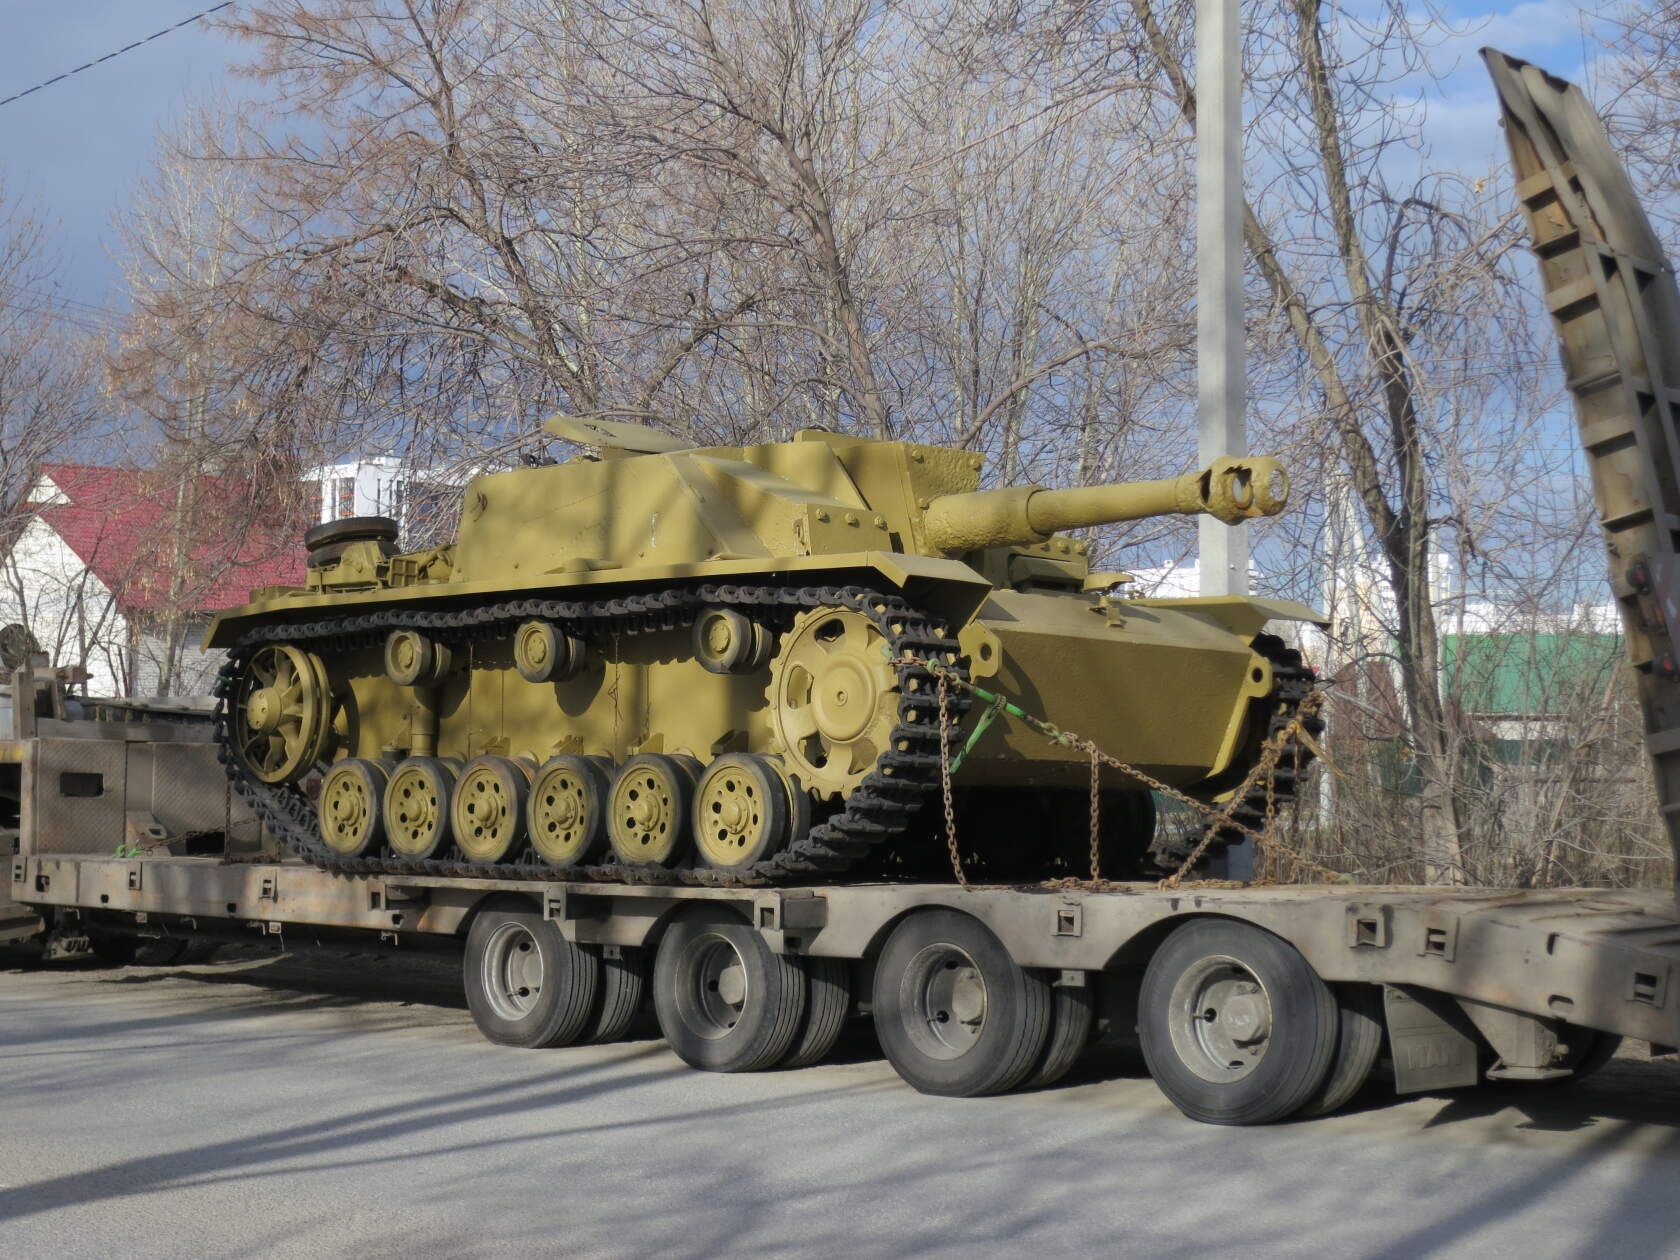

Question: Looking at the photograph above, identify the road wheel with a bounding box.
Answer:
[693,753,792,871]
[1298,983,1384,1117]
[608,754,701,868]
[1023,978,1095,1089]
[319,758,390,857]
[384,757,459,860]
[580,947,648,1045]
[873,909,1052,1097]
[783,956,852,1069]
[1139,918,1337,1125]
[528,755,612,868]
[653,905,806,1072]
[452,755,537,864]
[464,897,600,1048]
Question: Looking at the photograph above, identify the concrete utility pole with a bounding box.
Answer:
[1196,0,1247,597]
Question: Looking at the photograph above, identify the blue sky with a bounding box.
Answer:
[0,1,244,319]
[0,1,1623,321]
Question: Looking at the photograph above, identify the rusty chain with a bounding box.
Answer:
[935,673,969,888]
[923,659,1339,891]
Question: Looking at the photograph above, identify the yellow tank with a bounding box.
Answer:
[208,417,1323,884]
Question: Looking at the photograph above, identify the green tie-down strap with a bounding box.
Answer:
[915,660,1078,775]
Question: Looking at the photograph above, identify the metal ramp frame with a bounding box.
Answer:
[1486,50,1680,895]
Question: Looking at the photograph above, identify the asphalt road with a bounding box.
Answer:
[2,947,1679,1260]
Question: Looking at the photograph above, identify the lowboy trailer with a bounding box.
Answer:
[6,53,1680,1126]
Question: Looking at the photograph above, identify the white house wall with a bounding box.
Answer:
[0,516,131,695]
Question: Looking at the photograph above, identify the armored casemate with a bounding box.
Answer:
[209,417,1322,884]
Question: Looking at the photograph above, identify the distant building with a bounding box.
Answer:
[1,464,302,697]
[2,457,461,698]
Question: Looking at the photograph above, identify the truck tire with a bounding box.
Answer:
[579,946,647,1045]
[873,909,1052,1097]
[1139,918,1338,1125]
[783,956,851,1069]
[653,905,806,1072]
[1298,983,1384,1116]
[1023,978,1095,1089]
[87,934,139,967]
[464,898,601,1048]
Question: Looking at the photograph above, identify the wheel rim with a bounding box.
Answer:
[319,760,380,854]
[694,757,786,869]
[233,644,331,784]
[529,759,601,864]
[898,943,989,1061]
[676,933,750,1040]
[610,762,683,863]
[769,608,898,798]
[385,761,449,856]
[452,759,529,862]
[480,921,545,1021]
[1167,953,1274,1083]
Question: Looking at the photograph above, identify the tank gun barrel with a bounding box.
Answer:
[921,455,1289,554]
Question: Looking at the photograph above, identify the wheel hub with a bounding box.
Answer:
[247,688,282,734]
[1169,955,1274,1083]
[1220,992,1270,1045]
[628,790,663,830]
[901,944,988,1060]
[949,970,987,1025]
[716,962,747,1006]
[481,921,544,1020]
[813,659,875,741]
[689,936,748,1037]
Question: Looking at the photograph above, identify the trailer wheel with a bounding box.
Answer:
[87,934,138,967]
[1023,978,1095,1089]
[1564,1029,1623,1082]
[1139,918,1337,1125]
[783,956,852,1069]
[1298,983,1384,1117]
[464,899,601,1048]
[579,946,648,1045]
[1496,1024,1623,1087]
[653,905,806,1072]
[873,909,1052,1097]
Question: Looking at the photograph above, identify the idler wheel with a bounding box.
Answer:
[527,754,613,867]
[231,643,333,784]
[768,606,899,798]
[383,756,461,859]
[318,757,390,857]
[692,753,792,871]
[693,608,772,675]
[384,629,451,687]
[514,620,585,684]
[451,755,537,863]
[607,753,701,868]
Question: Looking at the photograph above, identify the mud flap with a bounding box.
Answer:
[1384,985,1481,1095]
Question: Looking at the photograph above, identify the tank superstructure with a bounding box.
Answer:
[208,417,1323,883]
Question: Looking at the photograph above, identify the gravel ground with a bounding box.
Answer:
[2,946,1679,1260]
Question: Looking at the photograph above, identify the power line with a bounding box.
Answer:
[0,2,234,111]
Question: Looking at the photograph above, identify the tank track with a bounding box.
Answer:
[1151,632,1324,870]
[212,583,968,888]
